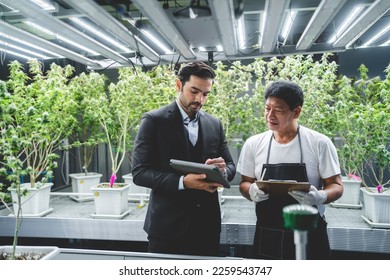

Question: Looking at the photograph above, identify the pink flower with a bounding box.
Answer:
[377,185,383,193]
[109,173,117,188]
[348,173,361,181]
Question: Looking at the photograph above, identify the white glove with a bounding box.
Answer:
[289,185,327,206]
[249,182,269,202]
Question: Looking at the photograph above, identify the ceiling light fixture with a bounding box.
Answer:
[0,32,61,57]
[296,0,348,51]
[0,19,100,67]
[237,15,246,49]
[333,0,390,49]
[69,17,132,53]
[328,5,364,44]
[30,0,55,11]
[0,47,34,60]
[131,0,195,59]
[66,0,159,63]
[380,38,390,46]
[280,10,297,45]
[142,30,173,55]
[124,18,173,56]
[24,21,99,55]
[361,24,390,47]
[0,39,48,59]
[3,0,130,65]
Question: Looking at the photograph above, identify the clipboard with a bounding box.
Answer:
[256,180,310,195]
[170,159,230,188]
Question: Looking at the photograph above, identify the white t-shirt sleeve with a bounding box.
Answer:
[318,138,341,179]
[237,137,256,178]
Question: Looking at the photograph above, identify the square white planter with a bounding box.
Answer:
[69,172,102,202]
[123,174,150,195]
[332,177,362,208]
[361,187,390,227]
[91,183,130,219]
[9,182,53,217]
[0,246,60,260]
[123,173,150,207]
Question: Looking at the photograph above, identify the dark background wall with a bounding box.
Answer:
[338,45,390,79]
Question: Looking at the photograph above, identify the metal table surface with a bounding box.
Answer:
[1,186,389,255]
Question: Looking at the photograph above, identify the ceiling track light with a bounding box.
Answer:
[142,30,173,55]
[30,0,55,11]
[24,21,99,55]
[65,0,159,63]
[237,15,246,49]
[280,10,297,45]
[0,39,48,59]
[0,48,34,60]
[2,0,130,65]
[131,0,195,59]
[69,17,132,53]
[296,0,348,51]
[362,24,390,47]
[0,19,101,67]
[333,0,390,49]
[328,5,365,44]
[0,32,61,57]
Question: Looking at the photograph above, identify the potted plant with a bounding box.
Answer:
[66,72,107,202]
[356,64,390,226]
[0,60,77,216]
[85,66,158,218]
[330,75,366,208]
[122,65,177,207]
[0,59,75,259]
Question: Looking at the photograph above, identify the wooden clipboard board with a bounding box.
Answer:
[256,180,310,195]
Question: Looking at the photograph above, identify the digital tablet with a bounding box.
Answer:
[256,180,310,195]
[170,159,230,188]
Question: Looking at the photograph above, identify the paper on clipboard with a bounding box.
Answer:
[169,159,230,188]
[256,179,310,195]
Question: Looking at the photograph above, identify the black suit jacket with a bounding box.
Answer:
[132,101,235,242]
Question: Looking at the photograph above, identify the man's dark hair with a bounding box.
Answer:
[177,61,215,86]
[264,80,304,110]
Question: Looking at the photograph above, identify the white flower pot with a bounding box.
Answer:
[91,183,130,218]
[0,246,60,260]
[69,172,102,202]
[9,182,53,217]
[123,173,150,197]
[332,176,362,208]
[123,174,150,208]
[361,187,390,226]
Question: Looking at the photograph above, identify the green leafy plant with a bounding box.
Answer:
[67,72,107,175]
[355,64,390,191]
[86,67,174,186]
[333,75,367,179]
[206,61,256,142]
[0,60,77,258]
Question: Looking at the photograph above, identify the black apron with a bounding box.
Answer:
[253,127,331,260]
